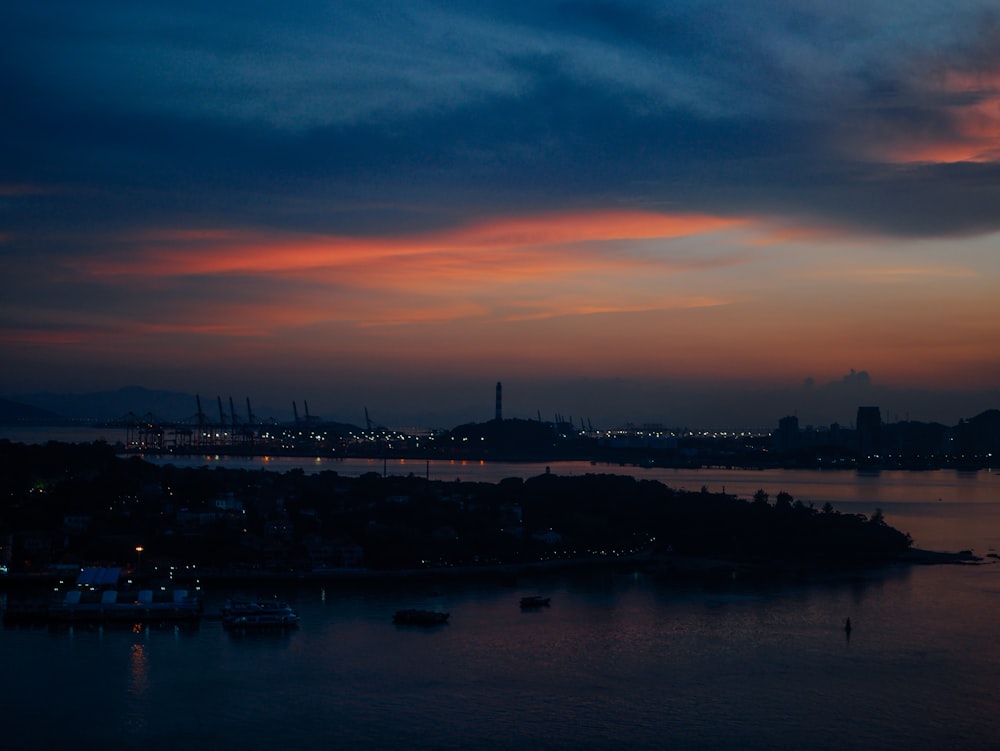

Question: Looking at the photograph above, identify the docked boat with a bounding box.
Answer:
[392,609,449,626]
[520,595,551,608]
[221,599,300,628]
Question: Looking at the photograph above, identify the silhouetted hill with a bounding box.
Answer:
[955,409,1000,456]
[15,386,197,422]
[14,386,293,424]
[13,386,302,425]
[0,441,915,578]
[0,398,65,425]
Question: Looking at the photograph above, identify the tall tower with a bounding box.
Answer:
[495,381,502,422]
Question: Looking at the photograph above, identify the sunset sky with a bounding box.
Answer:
[3,1,1000,429]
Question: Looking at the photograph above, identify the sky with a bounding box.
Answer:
[2,0,1000,429]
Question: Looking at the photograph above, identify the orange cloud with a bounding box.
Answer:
[790,263,980,285]
[80,210,748,279]
[45,207,999,390]
[746,223,862,247]
[875,67,1000,164]
[501,296,734,322]
[58,209,758,329]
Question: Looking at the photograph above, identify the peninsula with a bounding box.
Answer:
[0,439,936,590]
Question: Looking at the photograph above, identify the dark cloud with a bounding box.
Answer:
[4,0,1000,241]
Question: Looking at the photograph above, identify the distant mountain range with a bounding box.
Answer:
[1,386,193,423]
[2,387,998,445]
[0,386,289,425]
[0,397,66,425]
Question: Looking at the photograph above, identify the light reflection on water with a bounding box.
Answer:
[2,439,999,748]
[129,640,149,696]
[5,563,999,750]
[125,638,150,734]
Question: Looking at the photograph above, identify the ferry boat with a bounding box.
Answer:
[221,599,300,628]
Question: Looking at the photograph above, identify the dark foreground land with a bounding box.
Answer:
[0,439,956,593]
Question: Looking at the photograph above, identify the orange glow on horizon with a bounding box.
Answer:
[6,206,998,397]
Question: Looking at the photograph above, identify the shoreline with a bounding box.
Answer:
[1,547,983,596]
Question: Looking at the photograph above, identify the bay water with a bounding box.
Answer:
[2,432,999,749]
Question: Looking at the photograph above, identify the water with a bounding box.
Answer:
[4,563,999,750]
[3,431,1000,748]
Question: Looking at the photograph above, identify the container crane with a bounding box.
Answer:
[195,395,207,444]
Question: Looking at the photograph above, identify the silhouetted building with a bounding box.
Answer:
[495,381,502,422]
[773,415,800,452]
[857,406,882,456]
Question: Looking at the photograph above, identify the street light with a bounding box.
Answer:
[135,546,144,574]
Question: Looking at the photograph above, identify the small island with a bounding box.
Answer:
[0,439,951,595]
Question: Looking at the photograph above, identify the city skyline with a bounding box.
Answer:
[3,2,999,430]
[3,375,997,433]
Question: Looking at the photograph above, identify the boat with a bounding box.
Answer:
[392,609,449,626]
[221,599,300,629]
[520,595,551,608]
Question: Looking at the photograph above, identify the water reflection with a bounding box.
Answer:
[2,563,1000,750]
[129,642,148,696]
